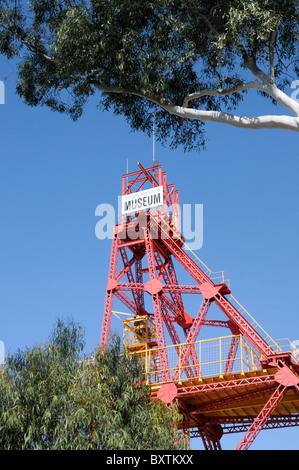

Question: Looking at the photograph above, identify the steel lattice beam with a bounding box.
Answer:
[100,163,299,451]
[235,384,287,450]
[149,213,275,358]
[189,384,278,414]
[144,228,170,382]
[189,415,299,437]
[167,373,277,399]
[100,233,119,348]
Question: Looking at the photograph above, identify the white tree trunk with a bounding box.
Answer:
[162,104,299,132]
[91,79,299,133]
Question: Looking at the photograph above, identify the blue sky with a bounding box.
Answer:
[0,59,298,450]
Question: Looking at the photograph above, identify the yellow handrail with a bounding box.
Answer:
[130,334,261,386]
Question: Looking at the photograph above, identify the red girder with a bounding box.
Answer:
[159,297,183,347]
[137,162,160,190]
[119,247,141,313]
[171,373,277,399]
[159,298,198,380]
[224,416,299,434]
[189,415,299,437]
[149,212,275,358]
[115,252,137,282]
[158,293,201,378]
[224,336,239,375]
[114,290,138,315]
[198,430,222,450]
[100,163,298,451]
[214,295,274,357]
[172,299,211,382]
[163,254,185,313]
[190,414,223,450]
[117,282,201,294]
[100,234,119,348]
[235,383,288,450]
[134,257,145,313]
[144,228,170,381]
[190,384,278,414]
[153,249,185,325]
[202,319,229,328]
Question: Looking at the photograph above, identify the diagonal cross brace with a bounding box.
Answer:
[235,363,299,450]
[235,383,287,450]
[149,213,275,358]
[172,299,211,382]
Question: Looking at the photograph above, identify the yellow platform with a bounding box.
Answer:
[151,367,299,428]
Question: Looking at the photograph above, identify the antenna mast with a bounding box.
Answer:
[153,114,159,167]
[153,114,155,164]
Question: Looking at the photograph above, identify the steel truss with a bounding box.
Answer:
[189,415,299,437]
[100,162,299,450]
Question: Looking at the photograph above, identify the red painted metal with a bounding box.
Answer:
[149,212,275,358]
[235,384,287,450]
[190,415,299,436]
[157,383,178,404]
[100,162,299,450]
[172,299,211,382]
[224,336,239,374]
[100,232,119,348]
[190,384,278,414]
[152,373,278,399]
[144,227,170,382]
[191,414,223,450]
[275,365,299,389]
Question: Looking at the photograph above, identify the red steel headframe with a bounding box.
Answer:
[99,162,299,450]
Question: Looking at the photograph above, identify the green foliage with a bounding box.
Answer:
[0,0,298,150]
[0,319,188,450]
[0,318,85,449]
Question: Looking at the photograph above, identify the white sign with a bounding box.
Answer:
[121,186,163,215]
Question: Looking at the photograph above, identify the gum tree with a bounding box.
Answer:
[0,319,188,450]
[0,0,298,151]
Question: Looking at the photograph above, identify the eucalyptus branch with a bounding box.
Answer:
[241,48,299,116]
[183,80,263,108]
[269,21,280,84]
[185,1,219,40]
[242,50,271,85]
[89,80,173,108]
[1,0,298,150]
[88,81,126,95]
[0,21,58,62]
[90,79,299,132]
[164,104,299,132]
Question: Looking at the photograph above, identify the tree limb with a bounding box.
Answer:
[269,21,280,84]
[242,51,271,85]
[190,43,294,119]
[89,81,125,95]
[90,80,173,108]
[241,49,299,117]
[183,80,263,108]
[0,21,58,63]
[89,79,299,132]
[186,1,219,40]
[162,104,299,132]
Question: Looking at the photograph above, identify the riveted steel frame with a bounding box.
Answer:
[100,162,299,451]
